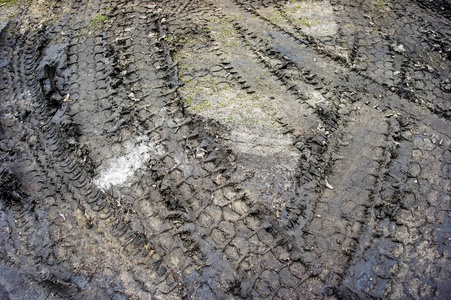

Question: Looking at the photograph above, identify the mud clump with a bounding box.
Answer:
[0,167,24,205]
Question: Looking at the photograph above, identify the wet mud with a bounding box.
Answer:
[0,0,450,299]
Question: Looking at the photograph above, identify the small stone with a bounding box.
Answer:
[157,266,167,276]
[440,80,451,92]
[325,177,334,190]
[392,44,406,54]
[195,148,206,159]
[213,174,226,186]
[311,266,322,276]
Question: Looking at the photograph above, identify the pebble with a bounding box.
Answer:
[392,44,406,54]
[325,177,334,190]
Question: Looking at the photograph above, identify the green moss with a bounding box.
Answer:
[295,16,318,28]
[165,34,194,46]
[1,0,28,10]
[1,0,28,20]
[0,0,19,6]
[89,13,109,29]
[373,0,388,12]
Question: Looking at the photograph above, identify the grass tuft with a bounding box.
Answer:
[89,13,109,29]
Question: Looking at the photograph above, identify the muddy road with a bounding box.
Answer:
[0,0,450,299]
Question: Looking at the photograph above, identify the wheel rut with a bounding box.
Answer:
[0,0,449,299]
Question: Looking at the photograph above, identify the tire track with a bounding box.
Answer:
[0,0,449,299]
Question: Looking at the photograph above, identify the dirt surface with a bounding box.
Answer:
[0,0,450,299]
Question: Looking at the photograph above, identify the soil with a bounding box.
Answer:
[0,0,450,299]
